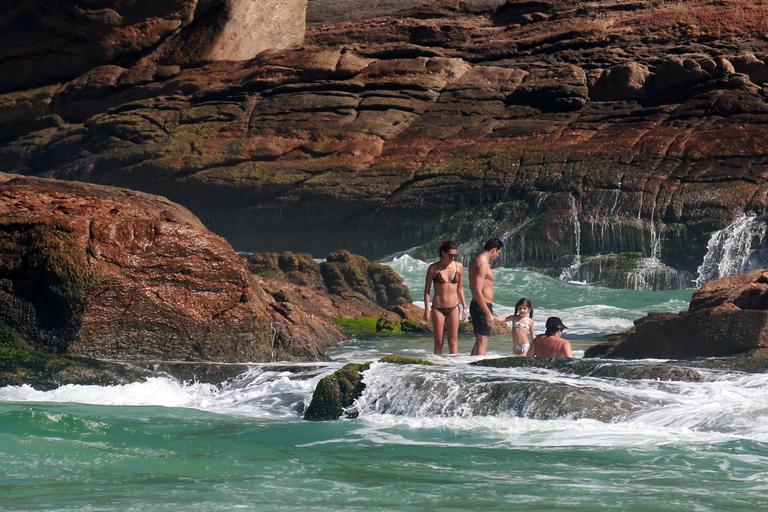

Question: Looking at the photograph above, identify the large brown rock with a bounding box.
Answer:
[592,269,768,359]
[0,173,341,362]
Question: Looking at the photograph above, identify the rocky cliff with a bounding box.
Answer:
[1,0,767,287]
[0,173,341,362]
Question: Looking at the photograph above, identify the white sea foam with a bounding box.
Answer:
[0,366,336,419]
[2,357,767,448]
[348,362,768,447]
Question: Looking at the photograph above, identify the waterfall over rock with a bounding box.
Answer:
[696,215,768,287]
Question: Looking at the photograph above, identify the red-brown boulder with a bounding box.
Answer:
[592,270,768,359]
[0,173,342,362]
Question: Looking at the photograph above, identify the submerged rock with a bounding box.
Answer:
[472,357,703,382]
[0,173,342,363]
[378,354,434,366]
[304,354,436,420]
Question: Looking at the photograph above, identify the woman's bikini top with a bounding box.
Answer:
[433,264,460,285]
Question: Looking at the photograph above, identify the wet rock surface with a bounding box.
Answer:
[245,249,428,333]
[304,362,370,420]
[471,356,704,381]
[590,269,768,359]
[0,173,342,363]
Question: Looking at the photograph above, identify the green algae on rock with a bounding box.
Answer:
[378,354,434,366]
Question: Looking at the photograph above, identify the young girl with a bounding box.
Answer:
[505,298,535,356]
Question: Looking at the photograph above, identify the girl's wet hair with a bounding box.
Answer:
[515,297,533,319]
[439,240,457,256]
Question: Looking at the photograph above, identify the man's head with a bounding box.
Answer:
[545,316,567,336]
[483,237,504,262]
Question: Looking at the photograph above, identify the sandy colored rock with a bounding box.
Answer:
[0,0,308,93]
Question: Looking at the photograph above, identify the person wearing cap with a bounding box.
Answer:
[526,317,572,358]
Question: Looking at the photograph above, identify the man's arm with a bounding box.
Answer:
[561,340,573,358]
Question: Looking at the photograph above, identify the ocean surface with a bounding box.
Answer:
[3,256,767,511]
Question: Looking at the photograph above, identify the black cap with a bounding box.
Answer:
[545,316,567,332]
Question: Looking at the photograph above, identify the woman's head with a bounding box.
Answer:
[439,240,458,261]
[515,297,533,319]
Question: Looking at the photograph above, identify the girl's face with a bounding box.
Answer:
[518,305,530,317]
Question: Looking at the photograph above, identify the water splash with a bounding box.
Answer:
[625,257,694,291]
[696,215,768,287]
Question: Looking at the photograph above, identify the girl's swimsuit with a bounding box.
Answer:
[513,343,530,355]
[511,318,530,354]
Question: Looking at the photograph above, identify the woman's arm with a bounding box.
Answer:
[423,265,434,322]
[457,264,467,320]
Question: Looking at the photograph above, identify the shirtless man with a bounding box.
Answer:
[526,317,573,358]
[469,237,504,356]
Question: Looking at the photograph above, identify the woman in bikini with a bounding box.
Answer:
[504,298,535,356]
[423,240,467,354]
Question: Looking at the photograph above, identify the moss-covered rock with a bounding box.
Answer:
[0,344,147,390]
[332,315,428,335]
[321,250,411,307]
[379,354,434,365]
[471,356,703,381]
[304,362,371,421]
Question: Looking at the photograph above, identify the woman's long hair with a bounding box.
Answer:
[438,240,457,258]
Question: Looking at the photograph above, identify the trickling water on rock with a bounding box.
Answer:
[696,215,768,286]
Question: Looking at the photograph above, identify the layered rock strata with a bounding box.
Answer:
[587,269,768,359]
[0,173,341,362]
[1,1,768,284]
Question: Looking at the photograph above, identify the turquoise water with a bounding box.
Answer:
[3,259,768,511]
